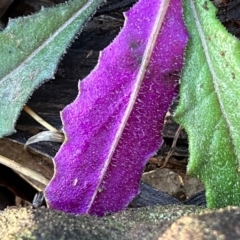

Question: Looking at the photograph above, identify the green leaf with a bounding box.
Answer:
[0,0,104,137]
[174,0,240,208]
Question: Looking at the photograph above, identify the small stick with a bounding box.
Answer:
[0,154,50,186]
[160,125,183,169]
[23,105,58,132]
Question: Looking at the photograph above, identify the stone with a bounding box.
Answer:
[0,205,204,239]
[161,206,240,240]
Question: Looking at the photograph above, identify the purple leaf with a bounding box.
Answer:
[45,0,188,216]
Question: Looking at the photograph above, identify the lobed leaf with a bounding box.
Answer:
[0,0,104,137]
[45,0,188,216]
[174,0,240,208]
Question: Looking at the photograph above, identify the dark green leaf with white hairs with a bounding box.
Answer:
[0,0,104,137]
[175,0,240,208]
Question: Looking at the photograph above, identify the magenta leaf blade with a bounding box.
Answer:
[45,0,188,216]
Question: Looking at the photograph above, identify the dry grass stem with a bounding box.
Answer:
[0,154,50,186]
[23,105,58,132]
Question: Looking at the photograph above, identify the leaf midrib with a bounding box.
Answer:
[86,0,171,212]
[189,0,234,150]
[0,0,95,85]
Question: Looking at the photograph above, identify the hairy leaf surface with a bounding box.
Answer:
[174,0,240,208]
[0,0,104,137]
[45,0,188,216]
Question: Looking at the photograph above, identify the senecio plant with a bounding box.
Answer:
[0,0,240,216]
